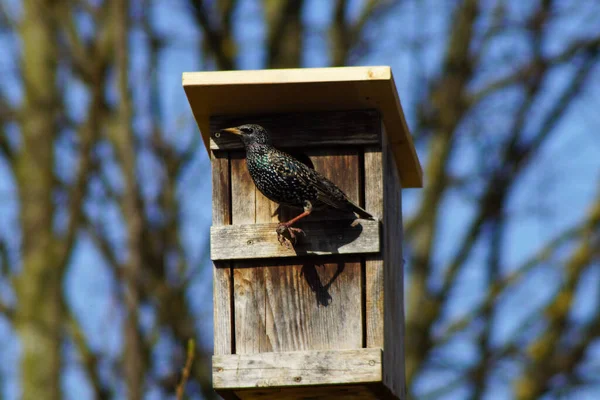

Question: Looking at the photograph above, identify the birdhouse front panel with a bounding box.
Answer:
[210,110,380,354]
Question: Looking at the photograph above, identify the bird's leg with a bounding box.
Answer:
[277,201,312,247]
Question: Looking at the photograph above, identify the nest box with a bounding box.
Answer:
[183,66,422,400]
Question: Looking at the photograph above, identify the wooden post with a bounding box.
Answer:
[183,67,422,400]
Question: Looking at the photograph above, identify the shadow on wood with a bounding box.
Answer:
[300,262,345,307]
[276,214,365,255]
[210,219,378,261]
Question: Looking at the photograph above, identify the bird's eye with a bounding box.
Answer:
[240,127,252,134]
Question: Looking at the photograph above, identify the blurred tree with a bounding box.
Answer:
[13,1,62,399]
[0,0,599,399]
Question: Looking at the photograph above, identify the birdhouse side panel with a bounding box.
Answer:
[382,128,406,399]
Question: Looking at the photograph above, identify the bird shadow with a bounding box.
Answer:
[301,262,345,307]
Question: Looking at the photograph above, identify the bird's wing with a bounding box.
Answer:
[270,149,372,218]
[295,161,374,218]
[296,163,350,209]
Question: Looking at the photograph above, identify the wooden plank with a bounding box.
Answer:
[210,220,380,260]
[184,66,391,86]
[231,148,366,354]
[307,148,361,222]
[230,153,255,224]
[182,66,423,187]
[230,153,267,355]
[213,348,383,389]
[364,146,385,349]
[233,258,363,354]
[255,187,279,224]
[212,151,233,356]
[212,151,231,225]
[213,266,233,355]
[263,259,363,352]
[232,149,271,355]
[209,110,379,150]
[382,127,406,399]
[233,267,269,354]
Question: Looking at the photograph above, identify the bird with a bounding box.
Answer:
[220,123,374,247]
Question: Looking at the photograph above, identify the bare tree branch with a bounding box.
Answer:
[189,0,237,69]
[67,309,111,399]
[515,180,600,398]
[404,0,480,387]
[436,222,589,344]
[112,0,145,397]
[468,36,600,106]
[265,0,305,68]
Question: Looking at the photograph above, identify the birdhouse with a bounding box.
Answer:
[183,66,422,400]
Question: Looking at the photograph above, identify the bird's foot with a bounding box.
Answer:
[276,224,305,248]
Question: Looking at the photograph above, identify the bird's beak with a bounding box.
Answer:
[221,127,243,136]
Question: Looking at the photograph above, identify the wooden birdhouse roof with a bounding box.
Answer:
[183,66,422,188]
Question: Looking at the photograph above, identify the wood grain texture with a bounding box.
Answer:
[233,267,268,354]
[264,259,362,351]
[233,259,363,354]
[212,151,233,355]
[182,66,423,187]
[213,348,382,389]
[309,149,360,204]
[382,127,406,399]
[230,152,263,355]
[364,146,385,349]
[210,220,380,260]
[210,110,379,150]
[230,153,256,225]
[231,148,366,355]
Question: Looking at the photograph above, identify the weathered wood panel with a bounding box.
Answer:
[233,259,363,354]
[232,149,365,355]
[264,259,363,351]
[213,348,382,389]
[233,267,269,354]
[210,220,380,260]
[212,151,233,355]
[230,153,266,355]
[210,110,379,150]
[309,148,360,209]
[230,153,255,223]
[382,127,406,399]
[364,146,385,349]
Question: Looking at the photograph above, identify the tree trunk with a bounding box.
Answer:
[14,1,62,399]
[113,0,145,398]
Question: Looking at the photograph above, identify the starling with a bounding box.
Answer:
[220,124,374,247]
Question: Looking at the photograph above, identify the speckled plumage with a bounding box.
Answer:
[222,124,373,219]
